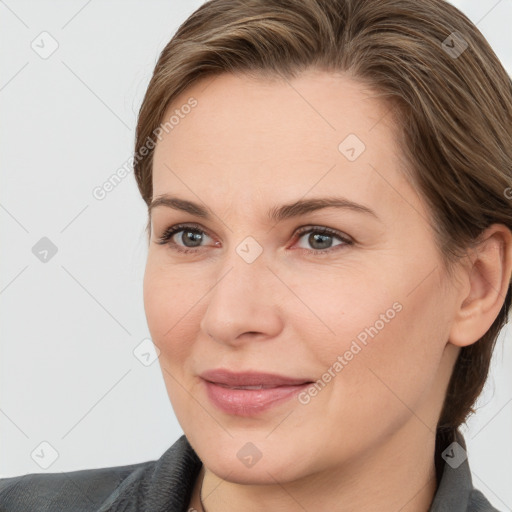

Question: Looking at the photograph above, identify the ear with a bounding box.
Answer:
[449,224,512,348]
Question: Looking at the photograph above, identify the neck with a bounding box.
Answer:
[192,423,438,512]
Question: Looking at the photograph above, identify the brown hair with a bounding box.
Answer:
[133,0,512,473]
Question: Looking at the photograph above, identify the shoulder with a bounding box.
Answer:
[431,430,501,512]
[0,435,202,512]
[467,489,501,512]
[0,459,154,512]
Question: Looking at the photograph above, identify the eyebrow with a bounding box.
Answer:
[148,194,380,223]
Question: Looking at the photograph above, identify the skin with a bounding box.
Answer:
[143,70,512,512]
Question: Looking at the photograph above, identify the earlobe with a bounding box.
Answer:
[449,224,512,348]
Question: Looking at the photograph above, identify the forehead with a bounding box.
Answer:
[151,70,421,221]
[154,70,391,161]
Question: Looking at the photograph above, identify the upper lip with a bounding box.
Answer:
[200,369,314,388]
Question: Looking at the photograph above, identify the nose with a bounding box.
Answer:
[199,248,283,347]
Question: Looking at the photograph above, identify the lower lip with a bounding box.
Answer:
[203,379,311,416]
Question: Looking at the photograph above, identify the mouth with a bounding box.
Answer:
[200,368,314,388]
[199,369,315,416]
[212,384,280,390]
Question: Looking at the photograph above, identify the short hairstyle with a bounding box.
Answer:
[133,0,512,470]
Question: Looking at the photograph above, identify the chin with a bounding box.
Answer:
[188,431,314,483]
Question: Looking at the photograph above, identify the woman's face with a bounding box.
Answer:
[144,70,463,482]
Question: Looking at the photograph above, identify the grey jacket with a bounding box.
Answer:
[0,432,500,511]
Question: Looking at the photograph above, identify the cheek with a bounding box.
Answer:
[143,259,199,359]
[300,262,450,427]
[291,265,402,360]
[332,276,451,427]
[143,263,200,422]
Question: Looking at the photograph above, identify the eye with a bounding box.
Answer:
[293,226,353,255]
[155,223,216,253]
[156,223,353,255]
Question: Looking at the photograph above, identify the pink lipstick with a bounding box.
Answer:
[200,369,314,416]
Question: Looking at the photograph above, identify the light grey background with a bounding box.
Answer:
[1,1,511,510]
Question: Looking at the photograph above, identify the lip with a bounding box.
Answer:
[200,369,314,416]
[200,369,314,387]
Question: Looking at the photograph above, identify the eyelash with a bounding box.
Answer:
[155,223,353,256]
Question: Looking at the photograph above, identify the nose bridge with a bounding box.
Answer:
[215,230,270,296]
[199,236,281,343]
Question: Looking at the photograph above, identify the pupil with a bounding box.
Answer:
[310,233,331,250]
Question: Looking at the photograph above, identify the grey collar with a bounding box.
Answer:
[429,430,498,511]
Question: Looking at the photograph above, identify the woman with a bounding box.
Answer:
[1,0,511,510]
